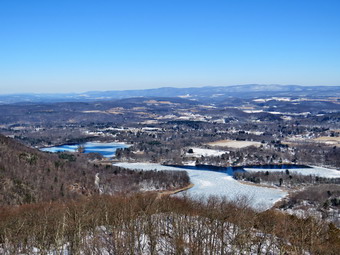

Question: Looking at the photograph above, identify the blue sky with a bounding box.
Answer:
[0,0,339,94]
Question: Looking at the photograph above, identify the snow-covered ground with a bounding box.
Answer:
[243,166,340,178]
[243,109,264,113]
[1,214,285,255]
[114,163,287,211]
[185,147,226,157]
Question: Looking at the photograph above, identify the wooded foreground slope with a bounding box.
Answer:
[0,134,97,204]
[1,194,340,254]
[0,135,189,205]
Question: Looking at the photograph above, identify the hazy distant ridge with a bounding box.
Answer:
[1,84,340,104]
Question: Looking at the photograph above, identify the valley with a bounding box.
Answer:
[2,0,340,252]
[1,84,340,253]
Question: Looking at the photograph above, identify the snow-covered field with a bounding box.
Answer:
[244,166,340,178]
[185,147,226,157]
[114,163,287,211]
[206,140,261,148]
[314,136,340,145]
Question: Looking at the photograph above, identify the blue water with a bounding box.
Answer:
[41,142,129,157]
[166,164,310,176]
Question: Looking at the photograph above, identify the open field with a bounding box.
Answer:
[185,147,226,157]
[314,136,340,144]
[206,139,262,148]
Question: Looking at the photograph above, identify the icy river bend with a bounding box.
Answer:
[114,163,288,211]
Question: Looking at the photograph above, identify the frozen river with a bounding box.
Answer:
[114,162,288,211]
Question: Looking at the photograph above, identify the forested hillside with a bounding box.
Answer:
[0,135,189,205]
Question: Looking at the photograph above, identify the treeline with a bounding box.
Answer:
[234,170,340,187]
[295,143,340,168]
[98,166,190,194]
[279,184,340,227]
[234,171,340,227]
[0,135,189,205]
[0,194,339,254]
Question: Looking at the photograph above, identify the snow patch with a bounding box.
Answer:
[185,147,226,157]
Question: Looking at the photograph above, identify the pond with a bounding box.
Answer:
[41,142,130,157]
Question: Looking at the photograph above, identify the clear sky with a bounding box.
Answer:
[0,0,340,94]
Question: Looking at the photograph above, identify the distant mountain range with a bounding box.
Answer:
[1,84,340,104]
